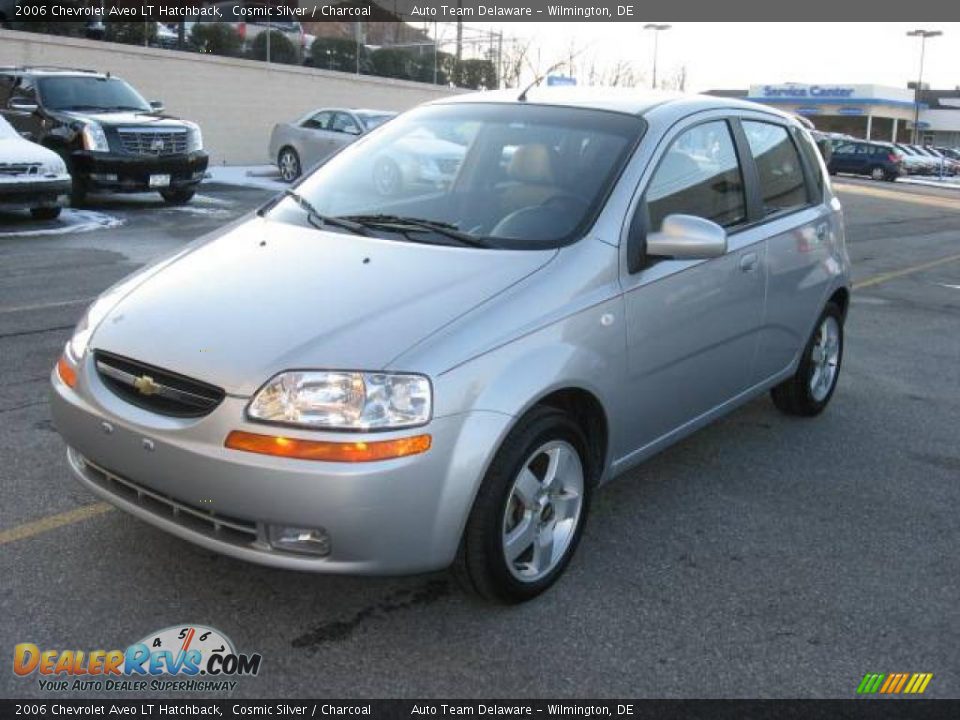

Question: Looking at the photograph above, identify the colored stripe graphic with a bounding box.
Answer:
[857,674,885,694]
[857,672,932,694]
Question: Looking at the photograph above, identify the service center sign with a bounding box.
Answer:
[750,84,857,99]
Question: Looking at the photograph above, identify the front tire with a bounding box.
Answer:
[771,302,844,417]
[278,147,301,183]
[159,188,195,205]
[30,206,62,220]
[455,406,593,603]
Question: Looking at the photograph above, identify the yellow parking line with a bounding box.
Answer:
[835,182,960,211]
[854,252,960,290]
[0,503,113,546]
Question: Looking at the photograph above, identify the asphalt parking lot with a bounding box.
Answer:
[1,177,958,699]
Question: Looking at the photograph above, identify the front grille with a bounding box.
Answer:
[94,351,224,418]
[74,451,261,548]
[0,162,40,177]
[117,128,188,156]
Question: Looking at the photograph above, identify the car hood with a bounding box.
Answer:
[90,217,556,396]
[59,110,186,128]
[0,136,61,166]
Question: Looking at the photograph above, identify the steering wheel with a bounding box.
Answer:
[540,193,589,213]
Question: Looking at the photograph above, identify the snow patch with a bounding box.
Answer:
[0,209,123,238]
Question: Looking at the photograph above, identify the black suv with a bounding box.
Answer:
[827,139,903,182]
[0,67,208,205]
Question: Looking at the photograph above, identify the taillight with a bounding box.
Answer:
[237,22,246,40]
[888,154,900,163]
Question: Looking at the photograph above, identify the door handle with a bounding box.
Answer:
[816,224,829,240]
[739,252,759,273]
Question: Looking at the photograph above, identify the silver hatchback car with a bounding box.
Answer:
[50,89,850,603]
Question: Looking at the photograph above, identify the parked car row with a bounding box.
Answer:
[824,134,959,182]
[0,65,208,221]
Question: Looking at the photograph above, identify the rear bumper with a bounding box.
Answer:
[70,150,208,192]
[49,356,510,575]
[0,177,71,208]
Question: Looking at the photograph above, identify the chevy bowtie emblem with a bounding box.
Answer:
[150,138,164,152]
[133,374,160,396]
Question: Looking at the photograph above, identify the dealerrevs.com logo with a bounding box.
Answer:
[13,625,262,693]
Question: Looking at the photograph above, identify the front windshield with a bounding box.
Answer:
[269,103,644,248]
[38,76,151,112]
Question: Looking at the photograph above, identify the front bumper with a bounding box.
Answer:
[0,177,71,209]
[49,354,510,575]
[70,150,208,193]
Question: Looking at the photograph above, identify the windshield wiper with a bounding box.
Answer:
[339,214,489,248]
[283,190,370,236]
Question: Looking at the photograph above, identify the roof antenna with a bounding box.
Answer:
[517,76,543,102]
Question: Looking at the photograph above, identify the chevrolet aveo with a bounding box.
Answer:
[51,90,850,603]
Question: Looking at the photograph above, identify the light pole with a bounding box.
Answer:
[644,23,671,90]
[906,29,942,144]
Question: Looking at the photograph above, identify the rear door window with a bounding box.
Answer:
[646,120,747,232]
[742,121,808,215]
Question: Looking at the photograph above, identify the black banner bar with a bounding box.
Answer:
[2,700,960,719]
[3,0,960,23]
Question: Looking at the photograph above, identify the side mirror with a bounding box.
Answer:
[344,126,362,136]
[149,101,165,112]
[646,214,727,260]
[19,131,34,140]
[8,99,38,113]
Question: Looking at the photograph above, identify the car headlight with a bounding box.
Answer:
[248,371,431,430]
[81,122,109,152]
[185,122,203,152]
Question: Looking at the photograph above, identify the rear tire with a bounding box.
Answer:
[454,406,593,604]
[869,166,885,181]
[278,147,301,183]
[69,176,87,207]
[771,302,844,417]
[30,206,61,220]
[159,188,195,205]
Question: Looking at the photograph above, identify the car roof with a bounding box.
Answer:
[0,66,106,78]
[428,87,799,123]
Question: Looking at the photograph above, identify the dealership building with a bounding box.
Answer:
[709,83,960,146]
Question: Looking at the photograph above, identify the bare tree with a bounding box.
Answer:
[500,38,533,88]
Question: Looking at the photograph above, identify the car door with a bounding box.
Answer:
[296,109,335,169]
[829,141,857,174]
[329,111,363,153]
[618,115,768,458]
[740,119,836,381]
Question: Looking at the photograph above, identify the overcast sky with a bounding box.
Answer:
[435,22,959,92]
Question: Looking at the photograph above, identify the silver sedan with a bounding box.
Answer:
[268,107,395,182]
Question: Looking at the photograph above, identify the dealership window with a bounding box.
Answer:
[646,120,746,232]
[742,121,808,215]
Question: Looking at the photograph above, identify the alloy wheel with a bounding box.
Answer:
[809,315,841,402]
[501,440,584,583]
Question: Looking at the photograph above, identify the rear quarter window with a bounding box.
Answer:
[742,121,808,216]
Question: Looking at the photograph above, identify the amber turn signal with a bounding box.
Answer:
[224,430,431,462]
[57,355,78,388]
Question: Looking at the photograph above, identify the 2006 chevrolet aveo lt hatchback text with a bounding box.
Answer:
[51,89,850,602]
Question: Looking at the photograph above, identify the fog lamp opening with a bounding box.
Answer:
[268,526,331,556]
